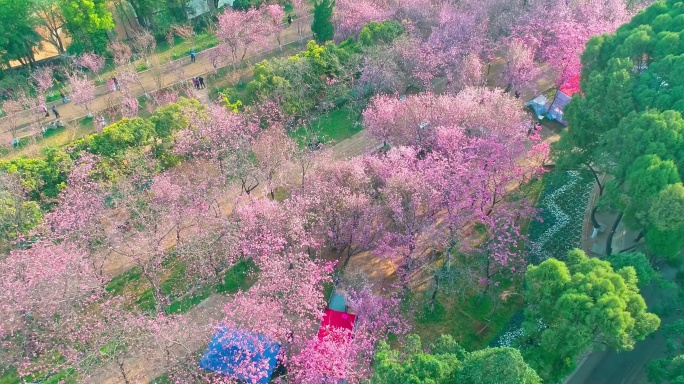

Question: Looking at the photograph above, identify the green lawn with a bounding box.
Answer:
[410,279,524,351]
[291,107,362,147]
[106,259,257,314]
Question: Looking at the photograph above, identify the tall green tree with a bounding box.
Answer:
[31,0,68,54]
[522,249,660,383]
[555,0,684,256]
[457,348,541,384]
[312,0,334,43]
[648,319,684,383]
[371,334,540,384]
[0,0,42,67]
[60,0,114,54]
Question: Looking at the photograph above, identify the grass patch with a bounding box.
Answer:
[164,33,220,61]
[0,366,77,384]
[291,107,362,147]
[409,285,523,351]
[106,259,257,314]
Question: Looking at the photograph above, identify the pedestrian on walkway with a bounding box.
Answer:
[52,105,60,119]
[41,104,49,118]
[192,77,199,89]
[198,76,205,89]
[99,115,107,130]
[190,49,196,63]
[288,15,292,26]
[112,77,120,91]
[60,91,69,103]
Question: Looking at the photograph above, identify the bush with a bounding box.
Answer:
[0,147,69,201]
[359,20,404,46]
[232,0,263,11]
[148,97,203,138]
[76,117,156,157]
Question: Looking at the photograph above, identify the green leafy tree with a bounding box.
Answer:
[72,117,156,158]
[522,249,660,383]
[359,20,404,46]
[458,347,541,384]
[60,0,114,54]
[31,0,68,53]
[605,252,662,288]
[0,172,42,248]
[648,319,684,383]
[649,183,684,232]
[0,0,42,67]
[372,334,539,384]
[371,334,463,384]
[604,154,681,230]
[312,0,335,43]
[127,0,158,28]
[556,0,684,256]
[232,0,263,11]
[0,147,70,202]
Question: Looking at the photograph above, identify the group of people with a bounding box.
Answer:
[40,104,61,119]
[109,77,120,92]
[192,76,206,89]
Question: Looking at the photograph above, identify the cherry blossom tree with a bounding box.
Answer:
[263,4,286,51]
[512,0,631,85]
[216,7,274,64]
[131,29,156,65]
[174,105,261,194]
[68,73,96,117]
[364,147,437,291]
[30,66,55,95]
[1,99,25,140]
[363,88,530,150]
[498,40,541,94]
[290,0,309,41]
[253,127,297,199]
[109,41,133,66]
[299,157,382,268]
[333,0,392,40]
[75,52,105,80]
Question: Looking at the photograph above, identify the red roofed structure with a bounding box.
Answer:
[559,74,580,96]
[317,308,356,341]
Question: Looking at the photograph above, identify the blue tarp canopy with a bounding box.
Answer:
[199,327,280,384]
[328,293,346,312]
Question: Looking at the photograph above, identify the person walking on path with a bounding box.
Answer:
[192,77,199,89]
[113,77,120,91]
[198,76,205,89]
[190,49,196,63]
[60,91,69,104]
[288,15,292,26]
[52,106,60,119]
[41,104,49,118]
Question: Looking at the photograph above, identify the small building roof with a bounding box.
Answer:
[317,309,356,341]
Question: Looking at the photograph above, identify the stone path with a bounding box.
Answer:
[0,15,313,142]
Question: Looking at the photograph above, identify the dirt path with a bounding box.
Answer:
[0,15,313,142]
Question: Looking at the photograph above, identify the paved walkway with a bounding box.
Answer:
[0,15,313,143]
[565,173,681,384]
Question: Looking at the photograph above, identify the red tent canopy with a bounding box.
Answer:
[317,309,356,341]
[559,74,580,96]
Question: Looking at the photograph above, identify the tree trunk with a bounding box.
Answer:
[590,205,600,229]
[428,274,440,313]
[635,229,645,243]
[587,164,605,196]
[605,212,623,256]
[118,361,131,384]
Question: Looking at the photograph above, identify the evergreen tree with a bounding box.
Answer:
[312,0,334,43]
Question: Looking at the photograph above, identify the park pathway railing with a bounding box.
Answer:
[0,14,313,146]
